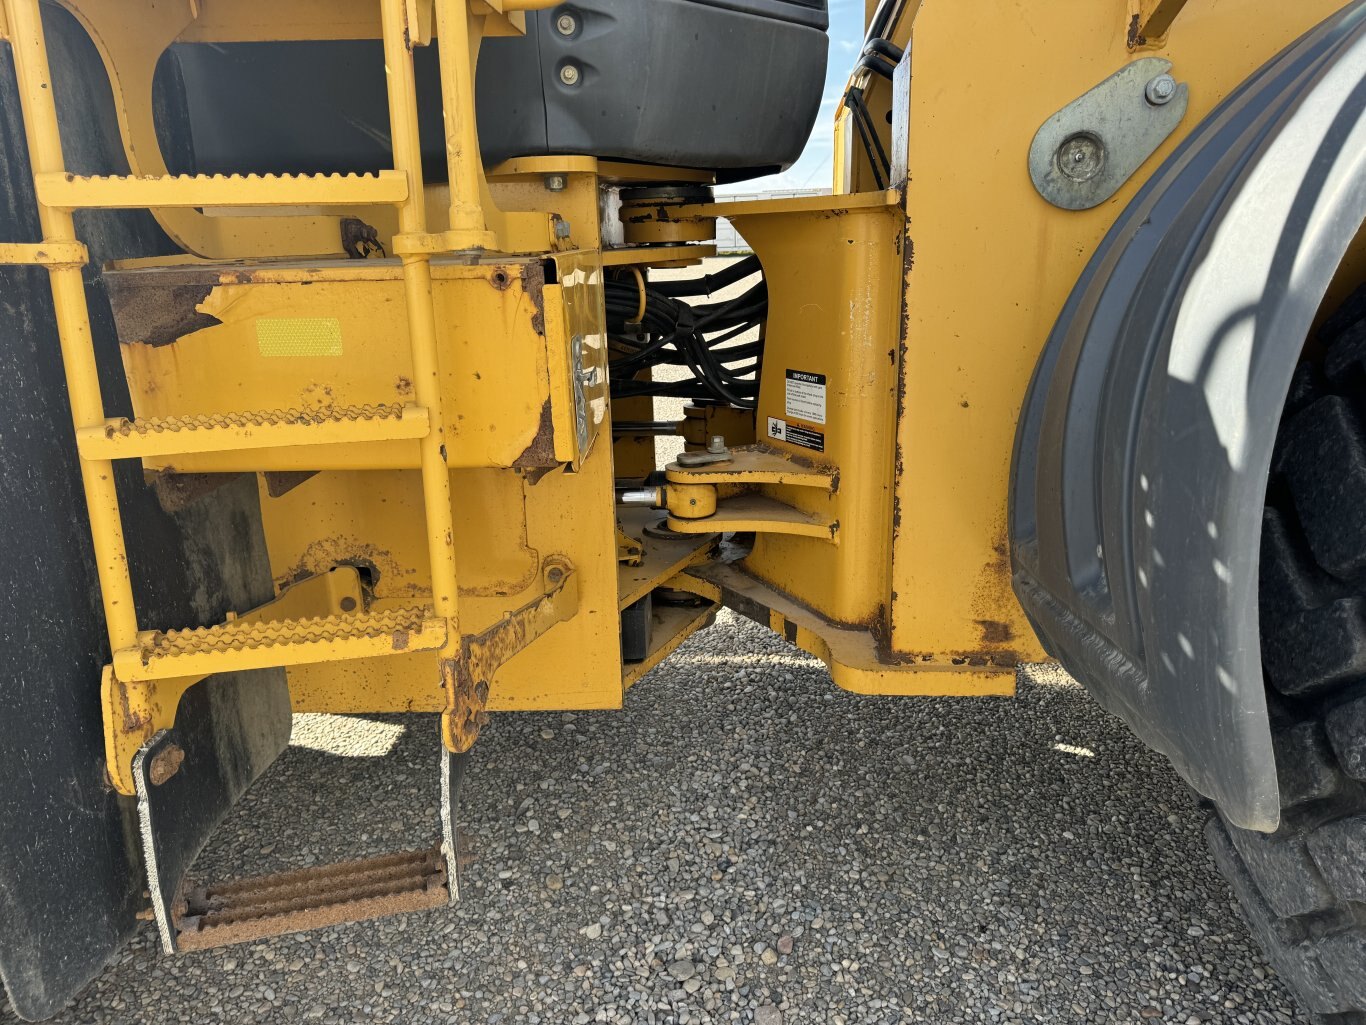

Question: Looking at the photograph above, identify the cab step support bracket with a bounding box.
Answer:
[135,727,460,954]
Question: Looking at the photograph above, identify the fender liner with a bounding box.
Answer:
[1010,2,1366,831]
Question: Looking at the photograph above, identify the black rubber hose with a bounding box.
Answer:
[864,37,904,66]
[649,255,762,298]
[846,88,888,190]
[856,53,895,81]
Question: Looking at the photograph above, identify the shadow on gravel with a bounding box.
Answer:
[8,612,1302,1025]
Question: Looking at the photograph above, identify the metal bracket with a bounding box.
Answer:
[0,240,88,268]
[440,559,579,753]
[136,727,452,954]
[1028,58,1188,211]
[674,434,732,468]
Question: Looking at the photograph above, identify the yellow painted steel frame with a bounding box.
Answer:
[626,0,1351,697]
[880,0,1346,686]
[0,0,643,794]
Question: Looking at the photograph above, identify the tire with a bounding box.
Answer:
[1207,285,1366,1023]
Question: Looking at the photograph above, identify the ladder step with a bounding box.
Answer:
[77,404,429,461]
[173,848,448,952]
[34,171,409,211]
[113,606,447,682]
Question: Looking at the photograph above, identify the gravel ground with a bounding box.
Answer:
[6,613,1303,1025]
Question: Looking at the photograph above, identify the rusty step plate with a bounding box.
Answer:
[173,848,449,951]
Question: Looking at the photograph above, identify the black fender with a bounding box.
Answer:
[1011,3,1366,832]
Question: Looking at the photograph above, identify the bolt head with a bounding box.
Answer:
[555,12,577,35]
[554,219,572,239]
[707,435,726,454]
[545,174,567,192]
[559,63,581,86]
[1145,73,1177,106]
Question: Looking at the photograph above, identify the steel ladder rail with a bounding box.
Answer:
[0,0,493,750]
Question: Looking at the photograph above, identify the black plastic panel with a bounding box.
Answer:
[478,0,828,175]
[162,0,827,182]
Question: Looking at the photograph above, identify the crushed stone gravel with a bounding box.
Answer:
[5,612,1304,1024]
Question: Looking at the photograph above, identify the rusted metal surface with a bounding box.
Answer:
[106,276,219,347]
[443,560,579,752]
[1129,0,1189,48]
[173,848,448,951]
[521,258,546,335]
[512,399,558,469]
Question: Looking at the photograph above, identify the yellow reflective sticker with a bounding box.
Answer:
[256,317,343,357]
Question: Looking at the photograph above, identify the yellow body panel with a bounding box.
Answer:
[113,259,569,472]
[883,0,1344,671]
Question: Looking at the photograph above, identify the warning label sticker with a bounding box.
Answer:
[784,369,826,425]
[767,416,825,453]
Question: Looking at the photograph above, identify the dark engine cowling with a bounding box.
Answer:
[160,0,828,183]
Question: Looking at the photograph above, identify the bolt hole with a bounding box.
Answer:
[490,269,511,290]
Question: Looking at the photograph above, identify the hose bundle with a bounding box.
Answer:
[606,256,766,409]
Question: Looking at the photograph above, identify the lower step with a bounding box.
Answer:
[114,606,447,682]
[173,848,449,951]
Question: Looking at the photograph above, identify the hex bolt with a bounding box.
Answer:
[554,218,572,239]
[545,174,567,192]
[559,63,581,86]
[1145,73,1177,106]
[555,12,577,35]
[707,435,727,454]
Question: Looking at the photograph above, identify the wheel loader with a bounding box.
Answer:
[2,0,1365,1018]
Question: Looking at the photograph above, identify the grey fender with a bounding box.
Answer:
[1010,3,1366,831]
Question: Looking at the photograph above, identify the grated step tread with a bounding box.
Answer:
[142,606,436,658]
[35,170,409,210]
[78,404,429,461]
[113,606,446,681]
[100,403,413,437]
[174,848,448,951]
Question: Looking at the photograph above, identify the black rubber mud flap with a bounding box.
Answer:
[134,676,292,953]
[0,7,291,1018]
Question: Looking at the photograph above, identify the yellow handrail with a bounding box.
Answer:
[379,0,464,693]
[433,0,496,249]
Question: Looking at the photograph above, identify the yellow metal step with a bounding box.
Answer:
[34,171,409,211]
[113,607,447,682]
[77,404,429,461]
